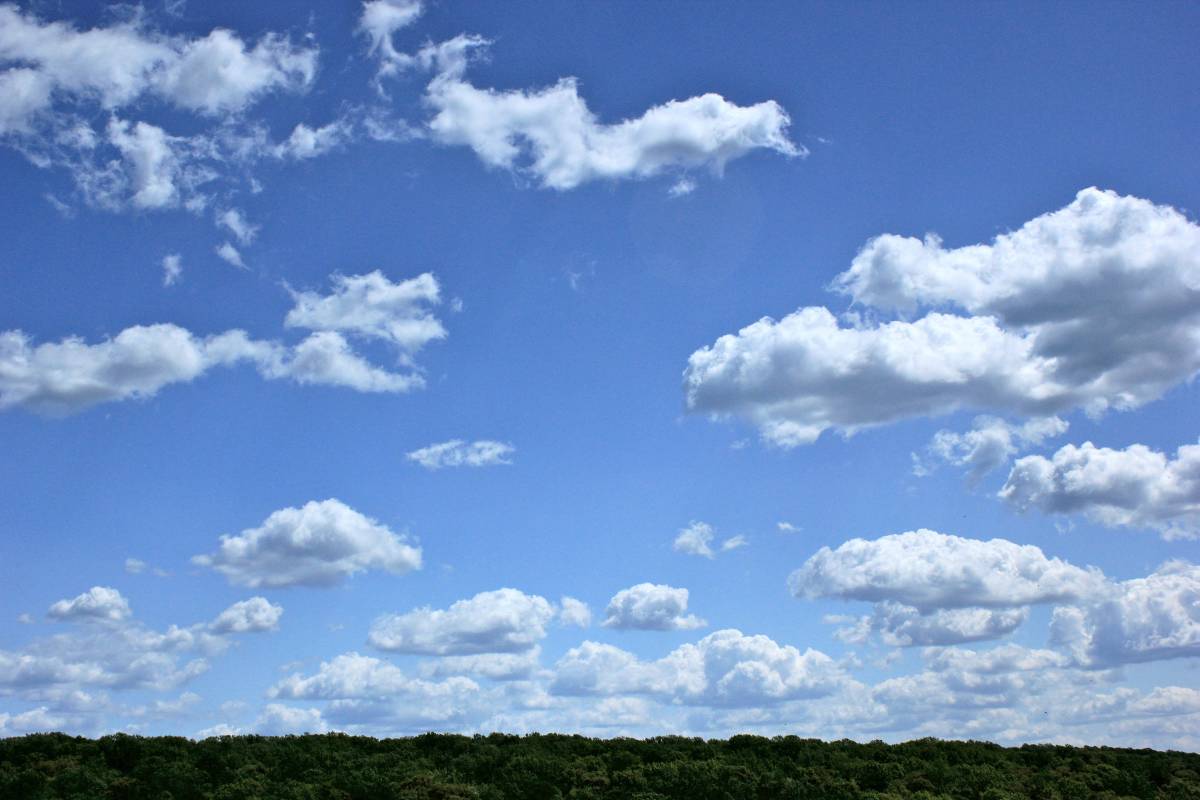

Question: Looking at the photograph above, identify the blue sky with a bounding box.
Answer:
[1,0,1199,746]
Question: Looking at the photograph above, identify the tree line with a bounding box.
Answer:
[2,731,1198,799]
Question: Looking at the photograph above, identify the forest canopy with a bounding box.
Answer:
[2,732,1199,799]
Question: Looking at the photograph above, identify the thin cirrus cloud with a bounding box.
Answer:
[382,33,802,191]
[1000,439,1200,539]
[193,499,422,589]
[601,583,706,631]
[0,271,444,415]
[406,440,515,470]
[684,189,1200,447]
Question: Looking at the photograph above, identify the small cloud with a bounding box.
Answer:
[161,254,182,286]
[215,242,246,269]
[720,535,748,552]
[407,439,515,470]
[17,613,35,625]
[673,521,715,559]
[216,209,259,246]
[125,558,147,574]
[777,521,802,534]
[667,177,696,197]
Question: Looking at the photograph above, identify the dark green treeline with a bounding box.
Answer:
[2,732,1199,800]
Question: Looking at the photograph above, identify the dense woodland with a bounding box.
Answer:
[2,732,1199,799]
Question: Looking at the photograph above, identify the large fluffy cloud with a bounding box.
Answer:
[368,589,557,655]
[1001,439,1200,539]
[1051,561,1200,668]
[194,499,422,588]
[601,583,706,631]
[403,35,800,190]
[685,189,1200,446]
[791,529,1104,612]
[208,597,283,634]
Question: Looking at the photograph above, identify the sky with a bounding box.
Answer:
[1,0,1199,748]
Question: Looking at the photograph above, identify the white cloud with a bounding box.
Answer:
[216,208,258,245]
[214,241,245,268]
[685,189,1200,446]
[673,520,715,558]
[777,521,802,533]
[0,7,317,130]
[369,589,557,655]
[106,118,184,208]
[720,534,749,552]
[124,558,147,574]
[668,177,696,197]
[418,649,542,682]
[161,253,182,286]
[359,0,424,79]
[194,499,421,588]
[208,597,283,634]
[558,596,591,628]
[406,439,515,469]
[285,271,445,356]
[47,586,131,623]
[832,603,1029,647]
[406,35,800,190]
[920,416,1068,483]
[0,282,441,415]
[553,629,843,707]
[269,652,486,730]
[1001,439,1200,538]
[1051,560,1200,667]
[790,529,1104,612]
[274,119,352,159]
[601,583,706,631]
[269,331,424,393]
[253,703,328,735]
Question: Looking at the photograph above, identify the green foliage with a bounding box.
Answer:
[0,732,1196,799]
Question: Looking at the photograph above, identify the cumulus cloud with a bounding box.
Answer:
[685,189,1200,446]
[285,271,445,357]
[791,529,1104,613]
[369,589,557,655]
[0,6,317,132]
[1051,561,1200,668]
[194,499,420,588]
[47,586,131,623]
[253,703,329,735]
[673,521,715,558]
[418,649,543,682]
[558,596,592,628]
[1,274,445,416]
[406,439,515,469]
[273,119,352,159]
[1001,439,1200,538]
[208,597,283,634]
[831,603,1030,648]
[161,253,182,286]
[399,35,799,190]
[918,416,1068,483]
[270,652,486,730]
[602,583,706,631]
[553,629,843,707]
